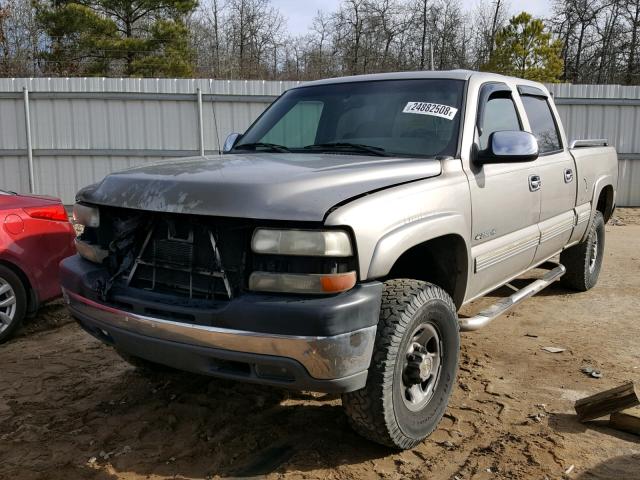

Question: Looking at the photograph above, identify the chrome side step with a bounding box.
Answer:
[459,263,566,332]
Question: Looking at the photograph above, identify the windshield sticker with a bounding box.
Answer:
[402,102,458,120]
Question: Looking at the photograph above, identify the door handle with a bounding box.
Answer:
[529,174,542,192]
[564,168,574,183]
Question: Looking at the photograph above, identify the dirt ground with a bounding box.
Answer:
[1,210,639,480]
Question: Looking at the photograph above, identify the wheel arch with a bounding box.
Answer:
[367,217,469,309]
[596,184,615,222]
[0,258,38,313]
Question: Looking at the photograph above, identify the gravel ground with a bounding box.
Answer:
[0,209,639,480]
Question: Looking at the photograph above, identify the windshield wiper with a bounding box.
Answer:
[303,142,389,157]
[234,142,291,153]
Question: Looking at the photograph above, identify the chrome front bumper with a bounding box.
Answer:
[63,289,376,381]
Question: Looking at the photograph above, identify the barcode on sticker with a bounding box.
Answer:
[402,102,458,120]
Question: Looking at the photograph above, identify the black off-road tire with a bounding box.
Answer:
[560,211,605,292]
[342,279,460,449]
[0,265,27,344]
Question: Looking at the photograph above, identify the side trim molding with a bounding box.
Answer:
[576,209,590,225]
[541,217,575,243]
[475,234,539,273]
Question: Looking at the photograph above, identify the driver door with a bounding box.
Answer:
[465,83,541,299]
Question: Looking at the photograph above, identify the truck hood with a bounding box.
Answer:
[77,153,442,221]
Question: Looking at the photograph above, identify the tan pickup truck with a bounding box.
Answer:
[62,71,618,449]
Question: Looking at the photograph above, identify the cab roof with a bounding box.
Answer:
[293,70,547,92]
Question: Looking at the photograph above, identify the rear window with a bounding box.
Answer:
[521,95,562,153]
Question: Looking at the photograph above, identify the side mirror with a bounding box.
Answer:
[478,131,539,164]
[223,133,241,153]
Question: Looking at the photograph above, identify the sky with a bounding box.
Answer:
[270,0,552,36]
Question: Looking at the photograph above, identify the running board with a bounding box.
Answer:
[459,263,566,332]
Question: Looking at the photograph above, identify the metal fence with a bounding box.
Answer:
[0,77,638,206]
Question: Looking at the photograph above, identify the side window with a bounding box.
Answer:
[261,101,324,147]
[478,96,521,150]
[521,95,562,153]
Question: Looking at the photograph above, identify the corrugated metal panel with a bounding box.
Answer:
[617,157,640,207]
[546,83,640,100]
[33,155,167,202]
[554,104,640,154]
[0,156,29,193]
[0,77,301,94]
[0,77,638,206]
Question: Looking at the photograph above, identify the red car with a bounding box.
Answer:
[0,190,76,343]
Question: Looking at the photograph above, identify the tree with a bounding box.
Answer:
[625,0,640,84]
[36,0,197,77]
[484,12,564,82]
[0,0,42,76]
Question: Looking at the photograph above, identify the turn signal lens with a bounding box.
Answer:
[249,271,357,294]
[23,204,69,222]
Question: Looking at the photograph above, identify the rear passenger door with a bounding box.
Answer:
[466,83,541,299]
[517,86,577,263]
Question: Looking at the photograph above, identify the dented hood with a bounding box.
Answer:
[77,153,442,221]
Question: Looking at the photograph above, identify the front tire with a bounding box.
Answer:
[342,279,460,449]
[0,265,27,344]
[560,211,605,292]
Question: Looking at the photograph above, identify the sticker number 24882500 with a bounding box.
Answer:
[402,102,458,120]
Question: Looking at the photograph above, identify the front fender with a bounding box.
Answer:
[324,160,472,285]
[367,212,468,278]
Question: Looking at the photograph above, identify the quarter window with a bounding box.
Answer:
[521,95,562,153]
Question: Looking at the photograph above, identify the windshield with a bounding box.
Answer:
[234,79,465,158]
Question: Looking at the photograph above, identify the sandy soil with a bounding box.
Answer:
[1,210,639,480]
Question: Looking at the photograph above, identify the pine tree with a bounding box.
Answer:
[36,0,197,77]
[483,12,564,82]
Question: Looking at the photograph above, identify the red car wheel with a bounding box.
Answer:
[0,265,27,343]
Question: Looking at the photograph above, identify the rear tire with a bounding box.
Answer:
[560,211,605,292]
[0,265,27,344]
[342,279,460,449]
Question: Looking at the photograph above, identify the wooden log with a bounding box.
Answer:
[575,381,640,422]
[610,407,640,435]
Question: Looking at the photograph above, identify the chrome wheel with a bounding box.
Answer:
[0,277,17,334]
[401,323,442,412]
[589,233,599,273]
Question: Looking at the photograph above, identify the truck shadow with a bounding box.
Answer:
[575,454,640,479]
[549,412,639,443]
[71,368,392,479]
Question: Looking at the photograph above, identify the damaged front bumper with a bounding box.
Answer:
[61,255,382,393]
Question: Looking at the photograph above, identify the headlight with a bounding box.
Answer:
[72,203,100,227]
[251,229,353,257]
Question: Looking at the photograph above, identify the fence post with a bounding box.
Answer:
[197,88,205,157]
[23,87,35,193]
[210,79,221,154]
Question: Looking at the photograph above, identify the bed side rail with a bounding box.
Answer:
[569,139,609,149]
